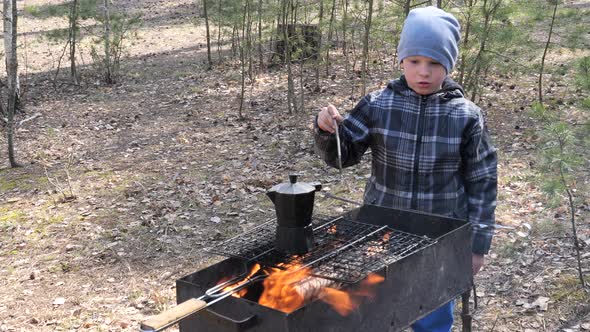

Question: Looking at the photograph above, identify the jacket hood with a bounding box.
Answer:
[387,75,464,100]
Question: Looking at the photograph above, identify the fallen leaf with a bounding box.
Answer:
[72,308,82,317]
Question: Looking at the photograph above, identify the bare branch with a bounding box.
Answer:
[18,112,41,126]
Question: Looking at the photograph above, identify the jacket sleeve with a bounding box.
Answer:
[314,94,373,169]
[462,111,498,255]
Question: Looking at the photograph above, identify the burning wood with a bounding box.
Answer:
[293,275,339,301]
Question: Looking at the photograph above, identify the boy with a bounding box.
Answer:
[313,6,497,332]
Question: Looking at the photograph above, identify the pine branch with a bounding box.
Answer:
[557,136,586,288]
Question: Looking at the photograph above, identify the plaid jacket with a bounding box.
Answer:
[315,76,497,255]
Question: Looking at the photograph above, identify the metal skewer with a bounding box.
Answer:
[333,119,343,176]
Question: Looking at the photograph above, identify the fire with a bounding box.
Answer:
[219,263,262,298]
[217,263,385,316]
[327,224,337,234]
[319,273,385,315]
[365,231,392,257]
[319,288,354,315]
[258,264,311,312]
[353,273,385,299]
[382,231,391,243]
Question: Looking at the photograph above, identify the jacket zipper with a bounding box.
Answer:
[411,96,428,210]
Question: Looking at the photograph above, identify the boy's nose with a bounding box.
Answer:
[418,66,430,77]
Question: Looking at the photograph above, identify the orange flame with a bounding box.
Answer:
[327,224,337,234]
[382,231,391,243]
[216,261,385,316]
[258,264,311,312]
[319,273,385,315]
[319,288,355,315]
[220,263,262,298]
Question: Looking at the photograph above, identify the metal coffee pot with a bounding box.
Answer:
[266,175,321,254]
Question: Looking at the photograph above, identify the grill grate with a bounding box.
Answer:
[206,215,435,284]
[206,215,336,261]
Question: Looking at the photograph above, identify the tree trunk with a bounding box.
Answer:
[315,0,324,91]
[325,0,336,76]
[246,0,253,80]
[203,0,212,69]
[538,2,558,106]
[289,0,298,112]
[239,44,246,120]
[361,0,373,96]
[231,23,237,58]
[238,0,249,120]
[282,0,295,113]
[403,0,411,18]
[467,0,501,101]
[258,0,264,70]
[69,0,80,84]
[3,0,21,167]
[275,0,283,64]
[293,0,299,26]
[458,0,474,87]
[342,0,349,59]
[299,60,304,112]
[3,0,20,108]
[103,0,113,84]
[217,0,222,62]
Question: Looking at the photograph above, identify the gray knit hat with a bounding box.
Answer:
[397,6,461,74]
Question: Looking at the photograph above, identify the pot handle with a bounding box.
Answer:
[309,182,322,192]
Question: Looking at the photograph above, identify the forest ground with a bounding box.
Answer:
[1,0,589,331]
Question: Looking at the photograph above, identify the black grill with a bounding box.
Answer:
[175,205,474,332]
[206,215,436,284]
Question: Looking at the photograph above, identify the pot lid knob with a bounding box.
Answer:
[289,174,298,184]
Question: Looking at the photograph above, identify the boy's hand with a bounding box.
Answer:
[317,104,343,133]
[472,254,485,275]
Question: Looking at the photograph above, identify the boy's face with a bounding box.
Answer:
[401,55,447,96]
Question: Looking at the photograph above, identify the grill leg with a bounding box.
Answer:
[461,290,472,332]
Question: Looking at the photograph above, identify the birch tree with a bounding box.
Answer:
[3,0,21,167]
